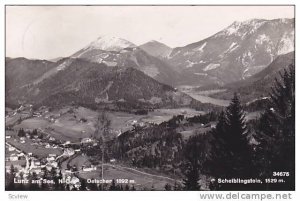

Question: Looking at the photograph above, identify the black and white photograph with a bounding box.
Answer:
[5,5,295,192]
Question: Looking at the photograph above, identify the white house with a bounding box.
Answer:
[81,138,93,144]
[17,153,24,157]
[46,156,55,162]
[31,168,42,174]
[8,147,15,151]
[10,154,18,161]
[51,161,58,168]
[82,165,97,172]
[34,161,41,167]
[49,153,57,157]
[64,148,75,156]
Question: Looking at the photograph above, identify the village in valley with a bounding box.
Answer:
[5,103,212,190]
[5,104,119,190]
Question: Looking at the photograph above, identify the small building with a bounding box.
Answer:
[45,164,53,171]
[5,136,11,139]
[81,138,93,144]
[34,161,41,166]
[31,168,42,174]
[63,148,75,156]
[70,176,81,189]
[51,161,58,168]
[8,147,15,151]
[210,124,217,129]
[110,158,116,163]
[28,153,33,156]
[82,165,97,172]
[17,153,24,157]
[10,154,18,161]
[6,164,23,172]
[46,156,55,162]
[20,140,26,144]
[48,153,57,157]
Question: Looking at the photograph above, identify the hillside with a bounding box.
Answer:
[207,51,295,103]
[139,40,172,59]
[6,58,207,110]
[6,57,54,92]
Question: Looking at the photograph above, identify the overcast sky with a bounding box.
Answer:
[6,6,294,60]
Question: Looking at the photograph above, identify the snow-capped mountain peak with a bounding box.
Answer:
[167,18,294,86]
[87,35,136,51]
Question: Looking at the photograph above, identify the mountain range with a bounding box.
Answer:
[207,51,295,103]
[71,36,181,86]
[6,58,205,110]
[5,18,295,110]
[167,18,294,86]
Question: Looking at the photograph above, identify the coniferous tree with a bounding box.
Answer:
[164,183,172,191]
[80,179,87,191]
[183,164,200,190]
[210,111,229,178]
[183,133,204,190]
[209,93,253,190]
[18,128,25,137]
[256,65,295,190]
[225,93,252,178]
[124,184,130,191]
[109,179,117,191]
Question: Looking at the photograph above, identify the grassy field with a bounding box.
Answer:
[14,117,49,130]
[6,113,30,126]
[179,127,211,139]
[45,107,205,142]
[245,111,262,121]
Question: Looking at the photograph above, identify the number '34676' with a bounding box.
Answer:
[273,172,290,177]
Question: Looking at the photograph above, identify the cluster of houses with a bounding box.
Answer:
[5,144,27,177]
